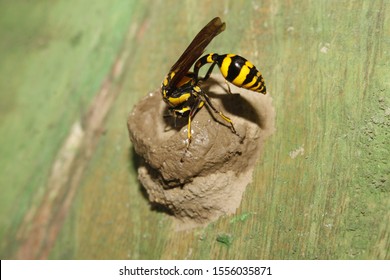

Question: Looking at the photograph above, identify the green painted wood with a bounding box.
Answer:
[1,0,389,259]
[0,0,144,258]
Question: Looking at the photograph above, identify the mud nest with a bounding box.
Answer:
[127,76,275,228]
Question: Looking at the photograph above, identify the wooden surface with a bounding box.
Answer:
[0,0,389,259]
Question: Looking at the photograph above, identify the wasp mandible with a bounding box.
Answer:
[161,17,266,147]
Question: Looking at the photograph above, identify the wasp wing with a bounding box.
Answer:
[168,17,226,88]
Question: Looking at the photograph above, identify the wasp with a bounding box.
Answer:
[161,17,266,148]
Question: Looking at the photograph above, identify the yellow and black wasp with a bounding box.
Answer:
[161,17,266,147]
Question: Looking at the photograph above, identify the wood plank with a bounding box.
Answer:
[0,0,145,258]
[1,0,388,260]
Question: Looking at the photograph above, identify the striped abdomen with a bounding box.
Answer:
[194,53,266,94]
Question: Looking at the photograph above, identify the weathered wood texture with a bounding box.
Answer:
[0,0,389,259]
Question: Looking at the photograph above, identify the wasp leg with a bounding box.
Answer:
[202,93,239,137]
[194,58,236,95]
[178,99,204,162]
[171,102,203,149]
[225,80,233,94]
[172,106,192,162]
[194,56,218,84]
[164,109,178,128]
[173,110,177,128]
[172,106,190,129]
[186,97,205,147]
[199,62,217,83]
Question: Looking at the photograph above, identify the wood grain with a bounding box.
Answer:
[0,0,388,259]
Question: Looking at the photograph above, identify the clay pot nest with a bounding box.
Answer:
[127,76,275,228]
